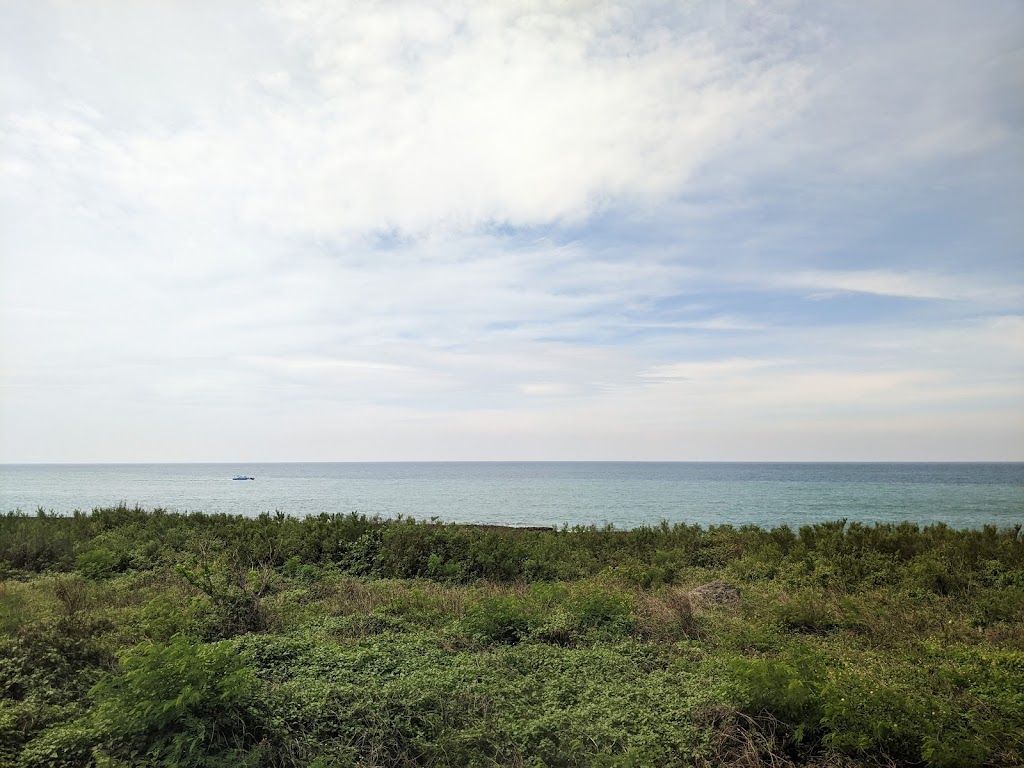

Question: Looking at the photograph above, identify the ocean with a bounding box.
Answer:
[1,462,1022,530]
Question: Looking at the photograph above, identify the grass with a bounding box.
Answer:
[0,505,1022,766]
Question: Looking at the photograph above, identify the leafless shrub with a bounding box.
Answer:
[633,587,701,640]
[53,576,89,617]
[666,589,696,626]
[696,705,797,768]
[324,578,377,616]
[696,705,896,768]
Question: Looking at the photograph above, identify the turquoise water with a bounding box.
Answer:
[1,462,1021,530]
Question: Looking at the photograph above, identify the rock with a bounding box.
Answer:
[689,581,740,605]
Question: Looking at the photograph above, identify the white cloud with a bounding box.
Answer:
[740,1,1024,177]
[2,1,809,238]
[775,269,1024,305]
[1,0,1022,461]
[640,358,781,380]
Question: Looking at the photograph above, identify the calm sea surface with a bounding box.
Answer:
[1,463,1022,530]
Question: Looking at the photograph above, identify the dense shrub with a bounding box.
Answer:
[772,591,843,634]
[2,507,1023,766]
[0,613,114,766]
[5,508,1022,593]
[462,594,535,643]
[88,637,276,767]
[74,548,129,580]
[728,643,1024,767]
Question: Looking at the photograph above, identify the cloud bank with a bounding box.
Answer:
[1,0,1022,461]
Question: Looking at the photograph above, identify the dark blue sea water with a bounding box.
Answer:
[1,463,1021,530]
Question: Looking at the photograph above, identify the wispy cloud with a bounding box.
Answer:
[772,269,1024,304]
[2,1,809,238]
[1,0,1021,461]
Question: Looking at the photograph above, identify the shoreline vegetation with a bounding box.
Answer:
[1,506,1022,767]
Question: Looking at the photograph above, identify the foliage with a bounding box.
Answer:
[728,643,1024,767]
[75,548,130,580]
[174,537,275,639]
[1,507,1022,766]
[88,636,275,767]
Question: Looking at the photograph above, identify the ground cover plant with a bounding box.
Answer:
[1,505,1022,766]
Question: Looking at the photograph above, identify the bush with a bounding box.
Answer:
[566,583,634,634]
[0,613,114,765]
[727,643,1024,767]
[909,554,967,596]
[175,546,274,639]
[969,588,1024,629]
[89,637,276,767]
[75,548,129,580]
[3,509,1024,766]
[772,592,841,635]
[138,593,198,642]
[462,595,534,644]
[728,647,827,748]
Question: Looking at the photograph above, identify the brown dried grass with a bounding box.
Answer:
[633,586,700,641]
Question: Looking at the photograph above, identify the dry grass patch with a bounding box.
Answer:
[633,587,701,641]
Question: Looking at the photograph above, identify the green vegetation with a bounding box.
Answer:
[1,505,1022,766]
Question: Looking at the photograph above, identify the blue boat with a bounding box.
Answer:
[232,475,255,481]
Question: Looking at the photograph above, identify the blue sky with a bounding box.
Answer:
[1,0,1022,461]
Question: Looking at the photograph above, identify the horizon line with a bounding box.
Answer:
[3,459,1023,466]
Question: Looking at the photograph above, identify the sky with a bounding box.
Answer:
[1,0,1022,462]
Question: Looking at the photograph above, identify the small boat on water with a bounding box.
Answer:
[232,475,255,481]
